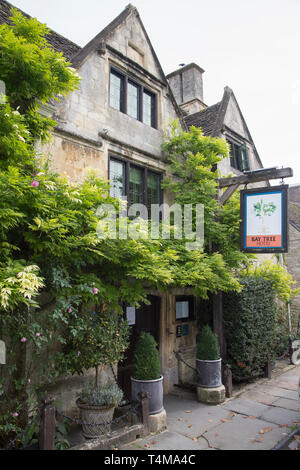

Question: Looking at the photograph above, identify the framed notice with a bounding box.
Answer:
[126,307,136,326]
[240,185,288,253]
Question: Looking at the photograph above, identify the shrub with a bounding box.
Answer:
[132,332,161,380]
[224,277,276,382]
[197,325,220,360]
[77,383,123,408]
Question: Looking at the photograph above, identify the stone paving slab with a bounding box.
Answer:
[257,385,299,400]
[270,380,298,391]
[272,397,300,412]
[240,389,279,406]
[202,414,288,451]
[268,370,300,391]
[123,431,209,451]
[165,395,233,438]
[260,406,300,426]
[222,397,271,418]
[120,365,300,451]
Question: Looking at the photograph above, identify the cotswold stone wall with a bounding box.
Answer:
[286,224,300,322]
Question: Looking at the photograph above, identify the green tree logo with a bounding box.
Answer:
[253,200,276,234]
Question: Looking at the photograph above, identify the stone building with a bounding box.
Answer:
[286,185,300,324]
[1,1,275,407]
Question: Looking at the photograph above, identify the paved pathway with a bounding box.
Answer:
[122,365,300,451]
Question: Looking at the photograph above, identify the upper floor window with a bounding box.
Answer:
[109,68,157,128]
[227,140,250,172]
[109,156,162,213]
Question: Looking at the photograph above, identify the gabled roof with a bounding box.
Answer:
[184,86,263,167]
[0,0,82,61]
[70,4,173,85]
[71,4,135,68]
[184,102,221,136]
[69,3,186,127]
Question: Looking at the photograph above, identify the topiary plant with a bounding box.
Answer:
[197,325,220,361]
[132,332,161,380]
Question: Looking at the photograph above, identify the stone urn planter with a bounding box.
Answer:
[76,383,123,439]
[131,375,164,415]
[131,332,164,416]
[196,325,225,404]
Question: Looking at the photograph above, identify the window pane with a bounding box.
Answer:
[109,159,125,199]
[129,166,143,204]
[127,81,140,119]
[147,171,160,212]
[110,72,123,111]
[143,91,155,127]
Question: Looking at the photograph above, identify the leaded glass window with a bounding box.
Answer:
[109,71,123,111]
[127,81,140,119]
[143,91,155,127]
[147,171,160,212]
[109,67,157,128]
[109,159,125,199]
[109,157,162,216]
[129,166,143,204]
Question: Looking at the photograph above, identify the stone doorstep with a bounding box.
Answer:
[69,424,144,450]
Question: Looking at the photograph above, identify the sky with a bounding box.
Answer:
[7,0,300,185]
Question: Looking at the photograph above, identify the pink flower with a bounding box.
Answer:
[35,333,40,337]
[34,172,37,176]
[31,179,39,188]
[68,308,73,313]
[13,412,19,417]
[20,337,27,343]
[93,287,99,295]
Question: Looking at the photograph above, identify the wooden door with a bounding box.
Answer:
[118,295,160,400]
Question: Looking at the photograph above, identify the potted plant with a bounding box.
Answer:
[57,302,130,437]
[76,382,123,438]
[131,332,164,415]
[196,325,222,388]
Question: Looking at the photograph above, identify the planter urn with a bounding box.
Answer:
[196,358,222,388]
[76,399,115,439]
[131,375,164,415]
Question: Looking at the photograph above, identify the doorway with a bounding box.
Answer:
[118,295,161,400]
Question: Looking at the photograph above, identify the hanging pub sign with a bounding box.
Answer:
[240,185,288,253]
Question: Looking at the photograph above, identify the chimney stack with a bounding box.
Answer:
[167,63,206,115]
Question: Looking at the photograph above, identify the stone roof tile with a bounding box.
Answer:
[0,0,81,61]
[184,102,221,136]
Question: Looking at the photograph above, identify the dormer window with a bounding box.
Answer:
[227,140,250,172]
[109,67,157,128]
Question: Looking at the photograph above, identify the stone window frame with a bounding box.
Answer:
[108,154,163,212]
[109,66,157,129]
